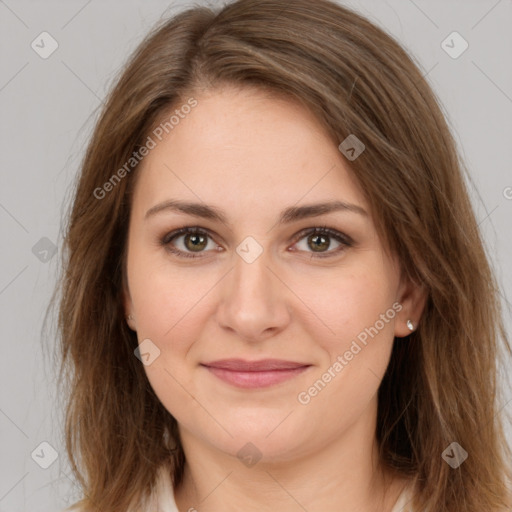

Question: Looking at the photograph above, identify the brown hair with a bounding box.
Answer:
[52,0,512,510]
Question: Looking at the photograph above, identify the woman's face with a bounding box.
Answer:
[124,86,420,463]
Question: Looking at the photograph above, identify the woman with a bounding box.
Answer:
[56,0,512,510]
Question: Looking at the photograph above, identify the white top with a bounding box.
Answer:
[64,465,414,511]
[150,465,414,512]
[151,465,179,512]
[390,485,415,512]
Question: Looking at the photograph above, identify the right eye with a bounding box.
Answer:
[161,226,221,259]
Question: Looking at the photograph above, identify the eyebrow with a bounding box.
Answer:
[144,199,367,226]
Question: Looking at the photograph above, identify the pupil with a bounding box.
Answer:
[310,234,329,252]
[186,234,206,251]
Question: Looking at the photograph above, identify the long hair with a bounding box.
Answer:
[52,0,512,510]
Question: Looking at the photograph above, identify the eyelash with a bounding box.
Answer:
[160,225,353,260]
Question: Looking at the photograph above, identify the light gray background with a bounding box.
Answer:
[1,1,511,510]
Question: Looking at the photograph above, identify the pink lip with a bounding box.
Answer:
[201,359,311,389]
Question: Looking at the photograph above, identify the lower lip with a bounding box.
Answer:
[202,365,310,389]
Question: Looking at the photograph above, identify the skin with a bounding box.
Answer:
[123,85,426,512]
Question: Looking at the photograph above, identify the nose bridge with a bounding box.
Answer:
[216,239,290,341]
[232,246,272,299]
[230,234,274,296]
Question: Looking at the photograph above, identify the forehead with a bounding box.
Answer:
[132,86,367,217]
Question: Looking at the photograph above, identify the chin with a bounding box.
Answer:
[198,412,315,463]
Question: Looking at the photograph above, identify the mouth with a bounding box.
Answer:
[200,359,312,389]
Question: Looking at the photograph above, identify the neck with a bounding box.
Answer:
[173,397,409,512]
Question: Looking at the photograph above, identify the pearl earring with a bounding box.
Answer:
[406,319,414,331]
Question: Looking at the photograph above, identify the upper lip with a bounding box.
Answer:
[201,359,310,372]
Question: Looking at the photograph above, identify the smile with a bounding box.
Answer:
[200,359,312,389]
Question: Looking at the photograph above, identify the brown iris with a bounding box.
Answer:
[184,233,208,252]
[308,234,330,252]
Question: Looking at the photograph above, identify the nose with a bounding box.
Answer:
[215,245,291,343]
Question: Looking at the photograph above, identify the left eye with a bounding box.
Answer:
[291,226,352,258]
[161,226,352,259]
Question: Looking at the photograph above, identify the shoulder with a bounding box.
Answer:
[59,465,178,512]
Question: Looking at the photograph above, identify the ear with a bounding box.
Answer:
[122,273,137,332]
[394,273,427,338]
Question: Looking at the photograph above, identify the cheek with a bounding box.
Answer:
[297,267,399,408]
[128,243,185,327]
[296,266,397,352]
[128,257,212,417]
[295,272,398,424]
[127,248,218,360]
